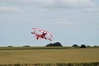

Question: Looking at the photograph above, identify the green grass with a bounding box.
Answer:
[0,46,67,50]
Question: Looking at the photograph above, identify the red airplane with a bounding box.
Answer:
[31,27,54,41]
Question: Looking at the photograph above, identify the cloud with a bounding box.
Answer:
[1,0,96,8]
[9,0,97,8]
[59,0,96,8]
[1,0,54,6]
[0,6,24,12]
[52,21,74,25]
[85,7,99,12]
[0,0,98,13]
[50,18,75,25]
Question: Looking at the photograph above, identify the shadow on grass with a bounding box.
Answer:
[0,62,99,66]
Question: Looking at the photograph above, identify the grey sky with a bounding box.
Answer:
[0,0,99,46]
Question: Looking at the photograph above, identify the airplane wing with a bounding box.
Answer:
[32,27,54,37]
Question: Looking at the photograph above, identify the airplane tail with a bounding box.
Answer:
[31,32,35,34]
[49,39,52,41]
[47,37,52,41]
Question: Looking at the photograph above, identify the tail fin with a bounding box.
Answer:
[31,30,36,34]
[47,37,52,41]
[49,39,52,41]
[31,32,35,34]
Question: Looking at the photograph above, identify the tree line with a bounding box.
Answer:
[46,42,99,48]
[7,42,99,48]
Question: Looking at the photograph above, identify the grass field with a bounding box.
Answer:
[0,47,99,66]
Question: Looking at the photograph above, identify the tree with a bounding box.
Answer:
[72,44,79,48]
[80,44,86,48]
[46,42,63,47]
[87,45,90,48]
[8,46,13,47]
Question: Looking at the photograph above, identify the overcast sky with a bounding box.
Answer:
[0,0,99,46]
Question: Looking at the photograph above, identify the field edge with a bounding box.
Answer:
[0,62,99,66]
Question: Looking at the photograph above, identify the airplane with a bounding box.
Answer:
[31,27,54,41]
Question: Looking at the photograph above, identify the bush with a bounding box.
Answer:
[72,44,79,48]
[94,45,99,47]
[23,45,30,47]
[87,45,90,48]
[80,44,86,48]
[8,46,13,47]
